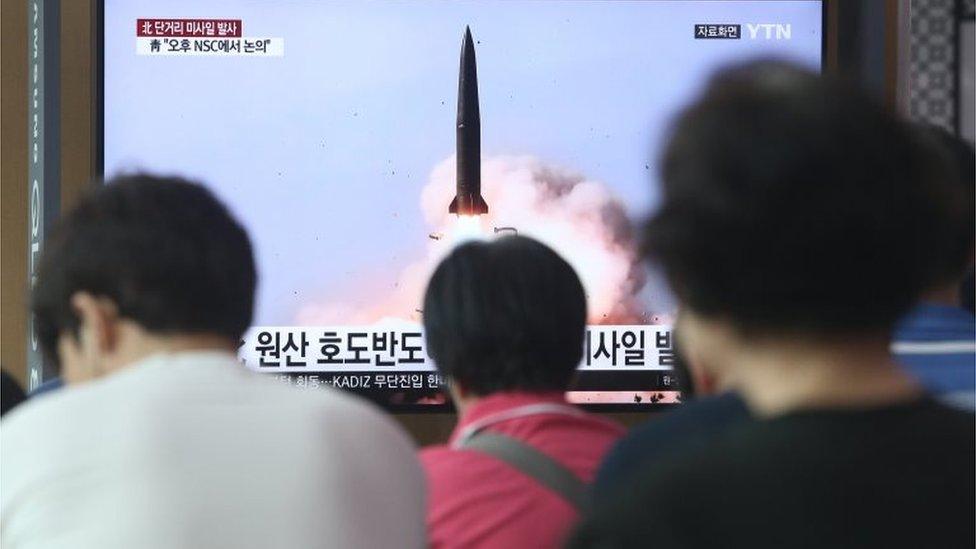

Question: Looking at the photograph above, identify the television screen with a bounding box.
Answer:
[102,0,823,410]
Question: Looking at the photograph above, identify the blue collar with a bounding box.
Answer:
[894,303,976,342]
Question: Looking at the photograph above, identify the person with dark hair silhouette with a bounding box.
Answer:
[2,174,426,548]
[571,61,974,549]
[420,235,624,548]
[892,126,976,410]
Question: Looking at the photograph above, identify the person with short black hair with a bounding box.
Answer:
[420,235,624,549]
[571,62,974,548]
[30,174,257,382]
[424,236,587,397]
[892,126,976,410]
[1,174,426,549]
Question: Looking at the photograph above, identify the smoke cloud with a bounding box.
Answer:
[296,155,648,325]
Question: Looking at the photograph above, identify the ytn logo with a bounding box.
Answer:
[746,23,792,40]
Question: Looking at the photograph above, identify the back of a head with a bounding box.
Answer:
[913,125,975,292]
[423,235,587,396]
[645,61,953,336]
[31,174,257,369]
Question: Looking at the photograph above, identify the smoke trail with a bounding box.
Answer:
[296,155,648,325]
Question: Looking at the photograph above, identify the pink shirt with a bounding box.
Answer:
[420,392,625,549]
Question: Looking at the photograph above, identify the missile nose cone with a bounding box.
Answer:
[460,26,475,64]
[458,26,479,123]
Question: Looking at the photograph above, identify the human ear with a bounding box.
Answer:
[69,292,121,360]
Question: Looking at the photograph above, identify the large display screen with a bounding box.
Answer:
[103,0,823,410]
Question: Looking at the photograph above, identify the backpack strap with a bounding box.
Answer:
[458,431,590,512]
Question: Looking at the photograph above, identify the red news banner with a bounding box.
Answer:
[137,18,242,37]
[135,18,283,56]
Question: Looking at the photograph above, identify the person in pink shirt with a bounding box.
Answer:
[420,235,625,549]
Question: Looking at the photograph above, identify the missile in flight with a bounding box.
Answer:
[449,26,489,216]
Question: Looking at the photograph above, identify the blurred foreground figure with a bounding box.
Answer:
[1,175,425,549]
[420,236,624,548]
[892,127,975,410]
[570,62,974,548]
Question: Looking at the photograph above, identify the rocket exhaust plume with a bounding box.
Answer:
[448,26,489,216]
[297,156,653,326]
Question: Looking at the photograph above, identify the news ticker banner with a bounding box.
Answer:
[240,325,680,405]
[134,18,283,57]
[239,323,680,407]
[240,325,675,372]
